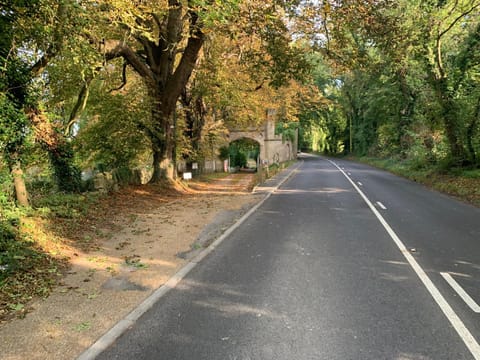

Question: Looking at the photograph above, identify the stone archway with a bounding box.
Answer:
[228,129,266,165]
[228,117,297,166]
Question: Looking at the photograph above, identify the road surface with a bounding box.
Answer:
[95,154,480,360]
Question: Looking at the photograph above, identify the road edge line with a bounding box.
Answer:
[76,163,299,360]
[441,272,480,313]
[327,159,480,360]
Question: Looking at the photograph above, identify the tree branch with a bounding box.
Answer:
[164,6,205,114]
[65,75,93,135]
[108,61,128,93]
[442,0,459,23]
[438,2,480,40]
[102,39,156,83]
[30,1,68,77]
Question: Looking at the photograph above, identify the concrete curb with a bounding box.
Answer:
[76,162,301,360]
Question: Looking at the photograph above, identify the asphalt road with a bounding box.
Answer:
[95,154,480,360]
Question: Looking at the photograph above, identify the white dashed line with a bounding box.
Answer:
[347,172,352,176]
[328,159,480,360]
[441,272,480,313]
[376,201,387,210]
[357,181,363,186]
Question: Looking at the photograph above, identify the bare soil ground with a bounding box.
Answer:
[0,173,261,360]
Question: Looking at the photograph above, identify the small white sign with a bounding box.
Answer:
[192,163,198,170]
[183,172,192,180]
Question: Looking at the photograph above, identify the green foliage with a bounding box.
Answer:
[0,164,14,203]
[218,146,230,161]
[275,121,298,143]
[0,163,20,222]
[0,163,64,318]
[49,141,81,193]
[233,151,247,168]
[302,0,480,169]
[0,94,28,159]
[0,222,33,280]
[298,55,346,154]
[0,162,24,238]
[75,82,150,171]
[0,55,32,169]
[229,138,259,168]
[31,192,98,219]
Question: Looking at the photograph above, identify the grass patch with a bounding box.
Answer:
[30,192,101,219]
[0,186,104,322]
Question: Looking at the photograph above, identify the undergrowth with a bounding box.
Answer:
[0,199,67,321]
[0,176,102,322]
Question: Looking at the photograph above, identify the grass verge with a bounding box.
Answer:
[0,216,68,322]
[0,190,106,322]
[0,180,188,323]
[353,156,480,207]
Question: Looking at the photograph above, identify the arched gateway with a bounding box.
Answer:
[228,112,298,166]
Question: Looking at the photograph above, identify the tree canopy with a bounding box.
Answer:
[1,0,479,208]
[297,0,480,168]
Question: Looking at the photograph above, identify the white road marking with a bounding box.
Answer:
[376,201,387,210]
[441,272,480,313]
[327,159,480,360]
[347,172,352,175]
[357,181,363,186]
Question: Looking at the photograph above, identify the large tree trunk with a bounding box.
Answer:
[151,148,165,182]
[146,93,174,183]
[10,159,29,207]
[101,2,206,183]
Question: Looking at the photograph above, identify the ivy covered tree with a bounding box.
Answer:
[0,0,86,201]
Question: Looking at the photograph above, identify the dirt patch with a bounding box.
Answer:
[0,173,262,360]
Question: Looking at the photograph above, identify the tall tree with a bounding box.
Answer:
[305,0,480,165]
[82,1,235,180]
[83,0,309,181]
[419,0,480,164]
[0,0,83,201]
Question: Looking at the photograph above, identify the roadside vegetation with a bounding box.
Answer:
[0,178,96,321]
[353,157,480,207]
[296,2,480,208]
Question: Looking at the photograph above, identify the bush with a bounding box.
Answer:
[31,193,98,219]
[234,151,247,168]
[49,142,81,193]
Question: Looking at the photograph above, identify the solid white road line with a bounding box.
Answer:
[376,201,387,210]
[328,159,480,360]
[441,272,480,313]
